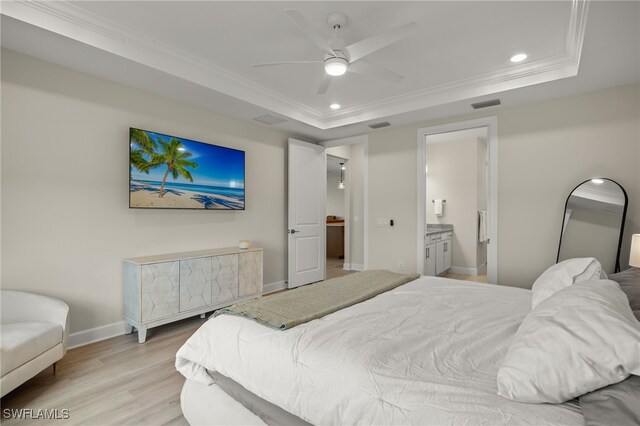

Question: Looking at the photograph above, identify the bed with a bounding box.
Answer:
[176,275,589,425]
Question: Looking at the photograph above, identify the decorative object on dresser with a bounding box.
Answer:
[123,247,263,343]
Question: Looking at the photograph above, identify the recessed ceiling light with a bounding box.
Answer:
[591,178,604,184]
[510,53,528,63]
[330,103,341,110]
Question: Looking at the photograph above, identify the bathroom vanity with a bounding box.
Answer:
[425,225,453,276]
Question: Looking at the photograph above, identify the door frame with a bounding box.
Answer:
[319,135,369,271]
[416,117,498,283]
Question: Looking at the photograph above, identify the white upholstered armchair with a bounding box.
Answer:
[1,290,69,397]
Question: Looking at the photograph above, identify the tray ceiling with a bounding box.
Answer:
[1,1,638,140]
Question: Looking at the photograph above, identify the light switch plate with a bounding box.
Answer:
[377,218,391,227]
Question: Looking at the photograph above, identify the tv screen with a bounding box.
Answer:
[129,128,245,210]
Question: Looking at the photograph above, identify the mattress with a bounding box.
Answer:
[181,373,310,426]
[177,276,584,425]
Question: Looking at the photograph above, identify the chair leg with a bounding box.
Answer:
[53,361,58,374]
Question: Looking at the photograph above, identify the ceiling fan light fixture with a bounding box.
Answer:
[510,53,528,63]
[325,57,348,76]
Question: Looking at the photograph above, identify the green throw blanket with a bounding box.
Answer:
[215,269,420,329]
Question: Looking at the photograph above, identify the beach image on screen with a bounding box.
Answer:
[129,129,245,209]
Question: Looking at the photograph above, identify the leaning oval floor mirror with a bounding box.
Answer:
[557,178,628,274]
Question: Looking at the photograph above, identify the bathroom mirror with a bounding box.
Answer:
[557,178,627,273]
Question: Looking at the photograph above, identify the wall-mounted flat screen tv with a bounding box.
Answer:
[129,128,245,210]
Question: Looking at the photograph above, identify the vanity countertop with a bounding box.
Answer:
[426,224,453,236]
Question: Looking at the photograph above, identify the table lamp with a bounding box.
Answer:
[630,234,640,268]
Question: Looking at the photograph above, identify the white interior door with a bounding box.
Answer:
[288,139,326,288]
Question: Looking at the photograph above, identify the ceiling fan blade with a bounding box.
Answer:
[285,10,336,56]
[253,61,323,68]
[317,75,332,95]
[344,22,419,63]
[347,60,404,82]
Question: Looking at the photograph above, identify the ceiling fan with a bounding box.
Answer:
[253,10,419,95]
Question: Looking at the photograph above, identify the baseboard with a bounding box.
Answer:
[69,280,287,348]
[68,321,126,349]
[263,280,286,294]
[344,263,364,271]
[450,266,481,276]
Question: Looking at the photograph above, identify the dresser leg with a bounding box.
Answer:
[200,313,206,319]
[124,321,133,334]
[137,326,147,343]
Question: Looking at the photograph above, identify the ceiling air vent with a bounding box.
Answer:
[368,121,391,129]
[253,114,287,125]
[471,99,501,109]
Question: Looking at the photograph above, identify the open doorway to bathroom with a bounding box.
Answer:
[417,117,498,284]
[424,128,488,283]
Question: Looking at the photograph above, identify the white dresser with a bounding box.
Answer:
[123,247,263,342]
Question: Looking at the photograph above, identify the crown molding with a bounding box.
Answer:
[2,0,589,130]
[1,0,325,127]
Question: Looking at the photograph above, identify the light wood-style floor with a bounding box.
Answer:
[1,317,205,426]
[1,264,357,425]
[326,257,356,279]
[441,271,488,283]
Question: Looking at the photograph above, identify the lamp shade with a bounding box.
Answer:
[630,234,640,268]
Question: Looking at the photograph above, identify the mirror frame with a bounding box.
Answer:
[556,178,628,273]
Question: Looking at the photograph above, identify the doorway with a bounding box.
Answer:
[320,135,369,279]
[425,128,488,283]
[417,117,498,284]
[326,154,351,279]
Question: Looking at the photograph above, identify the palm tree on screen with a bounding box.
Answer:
[147,137,198,198]
[130,129,157,173]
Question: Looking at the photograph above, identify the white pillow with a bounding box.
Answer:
[497,279,640,403]
[531,257,605,309]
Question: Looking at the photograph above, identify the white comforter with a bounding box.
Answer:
[176,276,583,425]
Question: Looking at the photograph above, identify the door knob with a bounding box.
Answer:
[289,229,298,234]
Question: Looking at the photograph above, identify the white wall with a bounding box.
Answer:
[1,49,290,333]
[368,84,640,288]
